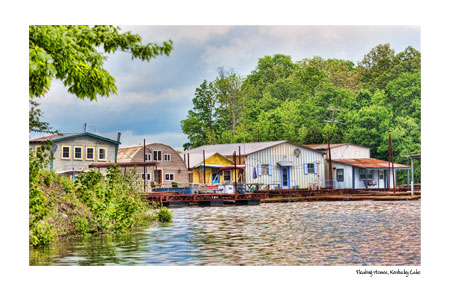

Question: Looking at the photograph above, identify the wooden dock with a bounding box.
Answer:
[143,188,420,207]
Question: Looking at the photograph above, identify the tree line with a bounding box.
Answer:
[181,44,421,180]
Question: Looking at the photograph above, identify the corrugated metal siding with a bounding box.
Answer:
[245,143,325,188]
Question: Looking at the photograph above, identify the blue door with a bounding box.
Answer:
[281,167,290,189]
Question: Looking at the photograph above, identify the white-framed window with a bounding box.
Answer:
[141,173,151,181]
[307,163,315,174]
[73,146,83,160]
[379,170,384,179]
[97,147,107,161]
[336,169,344,182]
[164,154,171,161]
[165,173,174,181]
[144,153,152,161]
[153,150,162,161]
[223,170,232,181]
[61,145,71,160]
[86,146,95,160]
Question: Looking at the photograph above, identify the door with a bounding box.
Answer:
[212,169,220,184]
[281,167,290,189]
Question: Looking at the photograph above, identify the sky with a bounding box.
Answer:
[33,25,420,149]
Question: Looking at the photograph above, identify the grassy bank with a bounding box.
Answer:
[29,156,172,246]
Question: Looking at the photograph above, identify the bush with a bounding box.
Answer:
[156,205,173,223]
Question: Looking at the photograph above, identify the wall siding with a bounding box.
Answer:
[245,143,325,189]
[45,136,117,173]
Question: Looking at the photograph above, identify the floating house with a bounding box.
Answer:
[185,152,242,185]
[304,143,410,189]
[330,158,410,189]
[118,143,189,189]
[29,132,121,176]
[184,141,325,189]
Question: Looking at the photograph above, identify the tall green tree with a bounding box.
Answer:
[181,81,217,150]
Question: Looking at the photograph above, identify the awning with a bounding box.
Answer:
[277,161,294,167]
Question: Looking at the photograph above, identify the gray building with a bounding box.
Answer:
[184,141,325,189]
[29,132,121,175]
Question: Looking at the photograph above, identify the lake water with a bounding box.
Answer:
[29,200,420,266]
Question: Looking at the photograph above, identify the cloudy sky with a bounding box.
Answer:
[33,25,420,149]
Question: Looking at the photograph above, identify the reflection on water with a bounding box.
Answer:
[30,201,420,266]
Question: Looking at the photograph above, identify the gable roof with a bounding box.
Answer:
[187,152,235,168]
[304,143,371,150]
[184,140,321,156]
[29,132,120,145]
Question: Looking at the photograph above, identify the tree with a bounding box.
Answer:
[29,26,173,135]
[29,25,173,101]
[214,67,243,135]
[180,81,217,150]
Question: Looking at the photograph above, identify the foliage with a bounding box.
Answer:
[29,25,173,100]
[29,163,155,246]
[156,205,173,223]
[181,45,421,181]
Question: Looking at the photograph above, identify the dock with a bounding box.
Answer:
[143,187,420,207]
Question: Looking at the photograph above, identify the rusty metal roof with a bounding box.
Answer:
[332,158,410,169]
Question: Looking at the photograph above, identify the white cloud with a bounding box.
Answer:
[122,25,233,44]
[38,80,197,112]
[100,130,188,149]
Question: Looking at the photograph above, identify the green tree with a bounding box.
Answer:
[180,81,217,149]
[29,25,173,101]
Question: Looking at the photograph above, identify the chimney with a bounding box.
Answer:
[84,123,87,132]
[117,132,121,143]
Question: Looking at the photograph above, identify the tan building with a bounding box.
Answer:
[118,143,189,189]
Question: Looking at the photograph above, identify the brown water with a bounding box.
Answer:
[29,200,420,266]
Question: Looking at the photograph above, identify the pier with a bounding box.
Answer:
[143,186,420,207]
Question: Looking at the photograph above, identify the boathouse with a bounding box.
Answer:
[29,132,121,176]
[184,141,325,189]
[330,158,410,189]
[186,152,242,185]
[117,143,189,189]
[304,143,410,189]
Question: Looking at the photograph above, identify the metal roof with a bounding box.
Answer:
[332,158,410,169]
[29,132,120,145]
[187,152,235,168]
[184,140,320,156]
[304,143,371,150]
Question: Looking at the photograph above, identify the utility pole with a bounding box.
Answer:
[328,132,333,189]
[143,139,146,192]
[324,108,341,189]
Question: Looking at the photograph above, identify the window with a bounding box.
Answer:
[164,154,171,161]
[307,163,315,174]
[35,145,42,157]
[61,145,71,160]
[359,168,366,180]
[165,173,174,181]
[261,164,269,176]
[379,170,384,179]
[141,173,151,180]
[73,146,83,160]
[367,170,374,180]
[223,170,232,181]
[98,147,107,161]
[144,154,151,161]
[86,147,95,160]
[153,150,162,161]
[337,169,344,182]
